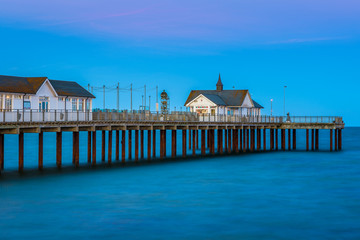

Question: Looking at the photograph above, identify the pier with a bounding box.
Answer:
[0,111,344,174]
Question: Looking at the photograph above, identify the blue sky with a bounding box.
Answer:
[0,0,359,125]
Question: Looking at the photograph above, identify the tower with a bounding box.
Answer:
[216,73,223,91]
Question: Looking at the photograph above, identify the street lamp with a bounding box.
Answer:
[283,86,287,116]
[271,99,273,116]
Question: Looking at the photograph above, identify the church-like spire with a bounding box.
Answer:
[216,73,223,91]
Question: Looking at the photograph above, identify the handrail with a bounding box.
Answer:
[0,109,344,124]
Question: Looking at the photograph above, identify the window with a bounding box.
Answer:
[72,99,77,111]
[24,101,31,110]
[5,95,12,110]
[78,99,83,111]
[86,99,90,111]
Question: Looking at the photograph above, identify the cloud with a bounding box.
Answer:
[42,8,147,26]
[267,36,349,44]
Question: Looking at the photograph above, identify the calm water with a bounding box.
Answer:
[1,128,360,239]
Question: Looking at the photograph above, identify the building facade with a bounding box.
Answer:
[0,75,95,121]
[184,75,263,116]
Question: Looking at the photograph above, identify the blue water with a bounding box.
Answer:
[1,128,360,239]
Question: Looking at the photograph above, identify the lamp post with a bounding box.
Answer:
[283,86,287,116]
[271,99,273,116]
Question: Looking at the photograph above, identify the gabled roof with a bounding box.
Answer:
[185,90,249,107]
[201,94,226,106]
[49,80,95,98]
[0,75,47,94]
[252,100,264,109]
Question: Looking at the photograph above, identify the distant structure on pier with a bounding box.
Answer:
[0,75,95,112]
[184,74,263,116]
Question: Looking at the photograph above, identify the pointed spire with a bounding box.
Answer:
[216,73,223,91]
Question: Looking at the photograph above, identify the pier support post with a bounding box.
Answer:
[263,128,266,151]
[288,129,291,151]
[135,130,139,162]
[153,130,156,158]
[73,132,79,167]
[140,130,144,159]
[312,129,315,151]
[160,130,165,159]
[257,128,261,150]
[246,129,250,151]
[122,130,125,163]
[108,130,112,164]
[275,129,278,150]
[211,129,215,155]
[88,131,92,163]
[19,132,24,172]
[330,129,333,151]
[217,129,221,154]
[207,129,209,149]
[250,129,254,152]
[148,130,152,160]
[0,134,4,171]
[102,131,105,162]
[293,129,296,150]
[243,128,246,152]
[228,129,232,153]
[189,129,192,150]
[196,130,199,150]
[281,129,285,150]
[224,129,228,153]
[306,129,309,151]
[128,130,132,160]
[315,129,319,150]
[39,132,43,170]
[234,129,238,153]
[92,131,96,166]
[338,129,342,150]
[239,129,243,151]
[182,130,186,157]
[201,129,206,156]
[335,129,338,151]
[172,130,176,158]
[270,129,274,150]
[56,132,62,168]
[116,130,119,161]
[192,130,196,156]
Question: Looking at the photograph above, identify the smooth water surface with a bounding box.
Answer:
[1,128,360,239]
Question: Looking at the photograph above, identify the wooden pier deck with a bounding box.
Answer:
[0,112,345,174]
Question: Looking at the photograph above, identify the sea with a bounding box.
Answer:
[0,127,359,240]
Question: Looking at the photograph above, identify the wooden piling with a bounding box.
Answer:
[135,130,139,162]
[88,131,92,163]
[315,129,319,150]
[189,129,192,150]
[234,129,239,153]
[140,130,144,159]
[201,129,206,156]
[121,130,125,163]
[311,129,315,151]
[182,130,186,157]
[0,134,4,170]
[192,130,196,156]
[19,132,24,172]
[334,129,338,151]
[306,129,309,151]
[275,129,278,150]
[239,129,243,151]
[338,129,342,150]
[257,129,261,150]
[153,130,156,158]
[196,130,199,150]
[128,130,132,160]
[73,132,79,167]
[172,130,176,158]
[217,129,221,154]
[92,131,96,166]
[288,129,291,151]
[39,132,43,170]
[263,128,266,151]
[281,129,285,150]
[292,129,296,150]
[56,132,62,169]
[330,129,333,151]
[243,128,246,152]
[207,129,209,149]
[224,129,228,153]
[160,130,165,159]
[246,129,250,151]
[148,130,152,160]
[270,129,274,150]
[108,130,112,164]
[116,130,119,161]
[102,130,105,162]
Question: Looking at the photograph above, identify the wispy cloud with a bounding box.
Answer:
[41,8,147,26]
[267,36,349,44]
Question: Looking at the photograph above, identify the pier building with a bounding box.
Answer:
[184,74,263,116]
[0,75,95,121]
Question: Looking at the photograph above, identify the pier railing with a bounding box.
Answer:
[0,109,343,124]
